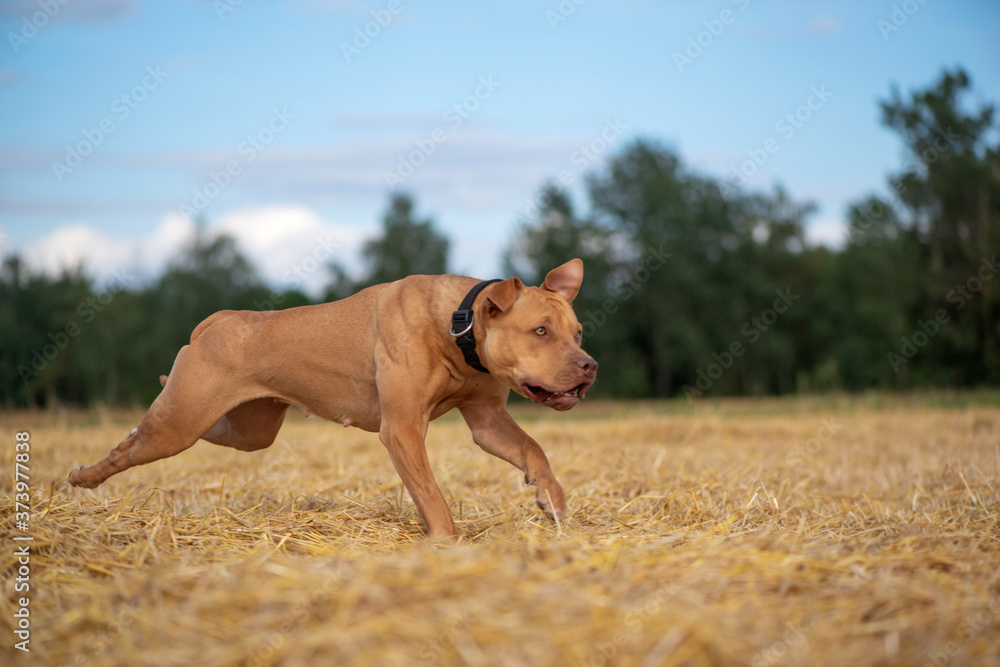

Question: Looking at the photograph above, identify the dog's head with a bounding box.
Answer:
[478,259,598,411]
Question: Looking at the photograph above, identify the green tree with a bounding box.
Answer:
[358,193,449,288]
[502,183,615,297]
[585,139,817,397]
[809,198,922,390]
[322,262,355,302]
[0,256,94,407]
[850,67,1000,386]
[502,184,641,396]
[506,141,819,398]
[141,228,271,399]
[2,68,997,409]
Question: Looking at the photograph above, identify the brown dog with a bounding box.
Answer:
[68,259,597,538]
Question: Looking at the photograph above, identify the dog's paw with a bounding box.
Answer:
[535,481,567,523]
[67,465,97,488]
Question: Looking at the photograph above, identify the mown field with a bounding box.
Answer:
[2,394,999,666]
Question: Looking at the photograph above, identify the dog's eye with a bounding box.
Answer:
[575,330,582,343]
[535,327,547,336]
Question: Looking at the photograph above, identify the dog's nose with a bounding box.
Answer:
[576,356,598,374]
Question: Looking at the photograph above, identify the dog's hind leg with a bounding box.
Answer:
[159,374,289,452]
[68,345,247,488]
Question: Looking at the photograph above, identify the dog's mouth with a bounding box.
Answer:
[522,381,590,410]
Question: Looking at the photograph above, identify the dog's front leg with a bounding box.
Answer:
[378,416,458,539]
[460,402,567,523]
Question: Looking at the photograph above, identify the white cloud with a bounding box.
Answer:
[8,127,624,289]
[805,216,847,249]
[20,205,373,297]
[23,222,136,278]
[214,205,373,295]
[21,215,198,286]
[142,213,200,269]
[1,129,612,228]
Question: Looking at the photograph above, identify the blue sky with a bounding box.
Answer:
[1,0,998,294]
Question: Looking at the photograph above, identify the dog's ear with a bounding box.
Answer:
[485,277,523,316]
[541,258,584,303]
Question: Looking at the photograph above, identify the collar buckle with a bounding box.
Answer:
[449,310,474,337]
[451,279,501,373]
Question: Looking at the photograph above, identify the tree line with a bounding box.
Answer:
[1,68,997,408]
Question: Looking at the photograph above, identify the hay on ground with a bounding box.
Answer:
[1,395,999,666]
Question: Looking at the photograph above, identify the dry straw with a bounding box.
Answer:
[2,394,999,666]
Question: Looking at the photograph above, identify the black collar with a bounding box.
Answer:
[450,279,500,373]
